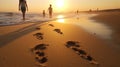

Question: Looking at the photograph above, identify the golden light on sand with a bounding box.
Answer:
[57,19,65,23]
[57,15,65,23]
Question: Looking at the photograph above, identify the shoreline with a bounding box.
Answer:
[91,11,120,45]
[0,12,120,67]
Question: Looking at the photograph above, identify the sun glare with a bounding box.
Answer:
[57,15,64,19]
[57,19,64,23]
[57,15,65,23]
[52,0,67,12]
[55,0,64,8]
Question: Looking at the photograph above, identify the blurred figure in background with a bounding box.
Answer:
[19,0,28,20]
[43,10,46,18]
[48,4,53,18]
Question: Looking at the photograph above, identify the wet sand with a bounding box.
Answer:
[0,12,120,67]
[91,11,120,45]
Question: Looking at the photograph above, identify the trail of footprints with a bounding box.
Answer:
[31,24,99,67]
[65,41,99,66]
[31,44,49,67]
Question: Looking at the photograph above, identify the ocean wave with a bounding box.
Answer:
[0,12,75,26]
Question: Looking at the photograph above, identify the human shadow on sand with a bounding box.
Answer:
[0,15,74,47]
[0,21,48,47]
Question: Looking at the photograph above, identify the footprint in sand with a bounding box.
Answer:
[49,24,54,27]
[53,29,63,34]
[36,56,48,66]
[32,44,49,51]
[33,33,44,40]
[66,41,80,48]
[31,44,49,67]
[35,27,41,30]
[35,51,45,56]
[65,41,99,66]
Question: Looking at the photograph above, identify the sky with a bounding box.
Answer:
[0,0,120,13]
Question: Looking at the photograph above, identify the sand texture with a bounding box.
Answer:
[0,12,120,67]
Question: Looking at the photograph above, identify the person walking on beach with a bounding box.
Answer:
[48,4,53,18]
[43,10,46,18]
[76,10,79,14]
[19,0,28,20]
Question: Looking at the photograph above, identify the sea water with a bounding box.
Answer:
[70,14,112,39]
[54,13,112,39]
[0,12,73,26]
[0,12,112,39]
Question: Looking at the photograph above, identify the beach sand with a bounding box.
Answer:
[91,11,120,45]
[0,12,120,67]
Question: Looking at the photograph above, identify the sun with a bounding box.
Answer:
[51,0,66,12]
[55,0,64,8]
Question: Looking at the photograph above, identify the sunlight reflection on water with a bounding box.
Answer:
[57,14,112,39]
[74,19,112,39]
[56,15,65,23]
[74,14,112,39]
